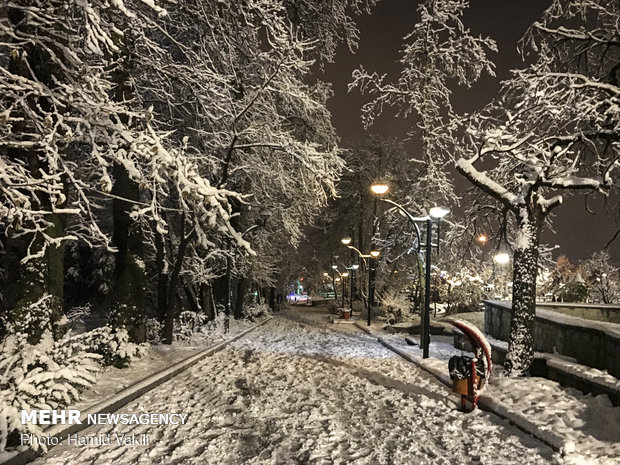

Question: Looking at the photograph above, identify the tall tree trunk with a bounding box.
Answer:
[110,164,146,342]
[505,209,543,376]
[3,8,65,343]
[200,283,216,321]
[155,230,168,322]
[183,278,200,313]
[234,277,249,319]
[162,216,195,344]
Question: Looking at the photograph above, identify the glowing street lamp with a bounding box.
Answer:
[493,252,510,265]
[370,183,389,195]
[369,185,449,359]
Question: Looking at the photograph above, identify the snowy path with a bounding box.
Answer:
[32,307,560,464]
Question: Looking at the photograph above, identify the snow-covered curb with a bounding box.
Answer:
[0,317,273,465]
[354,322,567,454]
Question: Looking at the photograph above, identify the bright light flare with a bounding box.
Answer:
[429,207,450,219]
[493,252,510,265]
[370,183,389,195]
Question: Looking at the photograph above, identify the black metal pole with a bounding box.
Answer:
[423,220,432,358]
[368,257,375,326]
[341,278,345,308]
[225,238,231,334]
[350,269,354,315]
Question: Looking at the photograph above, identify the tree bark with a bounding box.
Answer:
[200,283,216,321]
[505,209,543,376]
[155,229,168,323]
[162,216,195,344]
[110,164,146,342]
[234,277,249,319]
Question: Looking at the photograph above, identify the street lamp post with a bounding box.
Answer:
[370,183,449,358]
[368,250,380,326]
[341,237,380,326]
[341,272,349,308]
[350,264,359,315]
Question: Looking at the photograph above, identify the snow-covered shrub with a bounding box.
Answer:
[0,331,101,452]
[68,326,147,368]
[6,294,66,344]
[174,311,210,342]
[380,290,410,325]
[108,304,147,343]
[64,304,92,333]
[146,318,162,344]
[243,302,271,321]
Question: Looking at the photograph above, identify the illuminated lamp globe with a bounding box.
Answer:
[341,237,352,245]
[429,207,450,219]
[370,183,389,195]
[493,252,510,265]
[369,250,381,258]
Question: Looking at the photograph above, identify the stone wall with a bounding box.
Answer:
[537,302,620,324]
[484,300,620,378]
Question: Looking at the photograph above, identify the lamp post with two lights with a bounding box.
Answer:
[370,183,449,358]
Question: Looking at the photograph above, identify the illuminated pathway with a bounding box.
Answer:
[32,307,560,464]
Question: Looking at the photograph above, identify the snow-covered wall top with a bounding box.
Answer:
[483,300,620,378]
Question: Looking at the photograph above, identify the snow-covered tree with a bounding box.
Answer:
[580,251,620,304]
[457,0,619,375]
[0,1,245,342]
[349,0,496,203]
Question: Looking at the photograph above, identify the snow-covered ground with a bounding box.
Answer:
[377,331,620,465]
[31,307,565,465]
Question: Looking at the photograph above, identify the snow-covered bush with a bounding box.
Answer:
[174,311,210,342]
[0,331,101,452]
[146,319,162,344]
[66,326,147,368]
[6,295,66,344]
[243,302,271,321]
[380,290,410,325]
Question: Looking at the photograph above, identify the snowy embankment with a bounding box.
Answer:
[32,307,560,465]
[0,316,267,465]
[377,331,620,465]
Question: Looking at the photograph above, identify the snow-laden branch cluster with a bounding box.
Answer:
[0,0,243,264]
[458,0,619,224]
[349,0,496,205]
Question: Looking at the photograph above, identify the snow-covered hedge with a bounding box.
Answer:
[174,311,211,342]
[0,331,100,452]
[66,326,147,368]
[0,324,146,452]
[243,302,271,321]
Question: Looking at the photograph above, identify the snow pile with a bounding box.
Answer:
[0,324,146,453]
[0,331,100,452]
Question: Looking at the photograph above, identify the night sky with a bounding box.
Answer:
[317,0,620,263]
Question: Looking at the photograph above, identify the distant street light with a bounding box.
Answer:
[370,183,449,358]
[493,252,510,265]
[341,271,349,308]
[341,238,380,326]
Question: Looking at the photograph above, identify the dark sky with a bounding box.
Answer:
[317,0,620,263]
